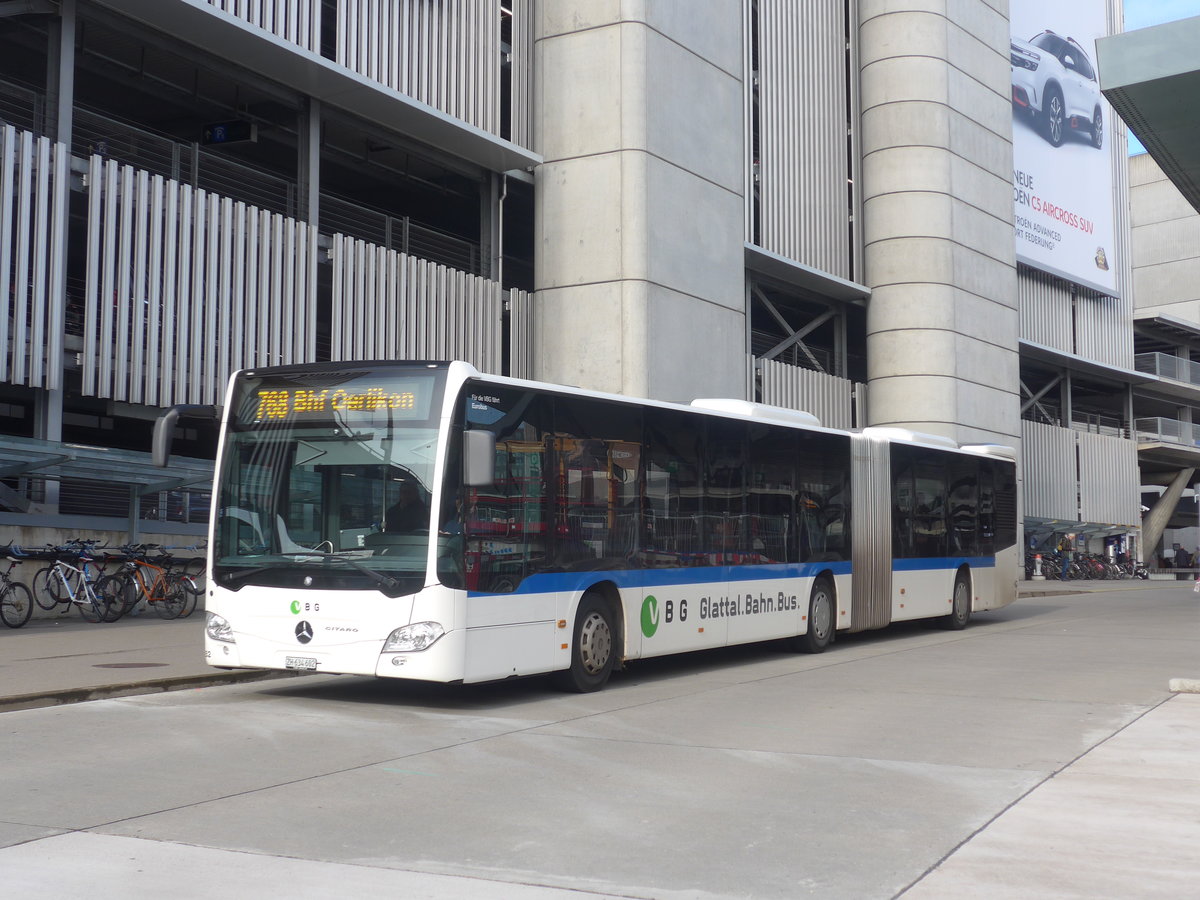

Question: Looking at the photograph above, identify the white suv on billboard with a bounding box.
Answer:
[1011,30,1103,149]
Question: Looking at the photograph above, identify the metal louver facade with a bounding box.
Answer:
[757,357,862,431]
[82,157,320,406]
[204,0,321,52]
[330,235,510,373]
[745,0,853,280]
[0,126,69,391]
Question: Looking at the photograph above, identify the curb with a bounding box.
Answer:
[0,668,304,713]
[1018,589,1091,597]
[1169,678,1200,694]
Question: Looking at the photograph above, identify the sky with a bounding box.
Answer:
[1124,0,1200,30]
[1122,0,1200,152]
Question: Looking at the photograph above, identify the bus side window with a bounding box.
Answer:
[948,457,979,557]
[891,447,916,558]
[463,389,553,593]
[796,431,851,562]
[645,410,704,566]
[748,423,799,565]
[912,457,947,558]
[979,467,993,555]
[994,463,1018,551]
[705,418,747,560]
[553,397,644,566]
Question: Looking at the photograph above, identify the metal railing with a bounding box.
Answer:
[321,193,481,274]
[196,148,296,218]
[1135,352,1200,386]
[1135,417,1200,446]
[73,107,183,184]
[73,107,297,219]
[0,76,41,135]
[1070,413,1127,439]
[6,77,486,274]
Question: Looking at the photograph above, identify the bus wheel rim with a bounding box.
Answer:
[579,611,612,674]
[812,589,832,638]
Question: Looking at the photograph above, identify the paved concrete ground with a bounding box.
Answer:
[0,580,1166,715]
[909,692,1200,899]
[0,612,291,712]
[0,579,1196,898]
[0,578,1169,711]
[922,578,1200,898]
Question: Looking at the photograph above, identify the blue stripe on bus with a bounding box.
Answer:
[467,560,854,598]
[466,557,996,597]
[892,556,995,572]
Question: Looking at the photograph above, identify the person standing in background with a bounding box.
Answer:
[1058,533,1074,581]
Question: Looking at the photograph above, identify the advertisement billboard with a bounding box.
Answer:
[1011,0,1117,296]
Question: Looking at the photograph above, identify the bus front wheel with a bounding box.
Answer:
[554,591,616,692]
[794,577,834,653]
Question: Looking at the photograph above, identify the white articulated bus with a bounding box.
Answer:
[161,360,1017,692]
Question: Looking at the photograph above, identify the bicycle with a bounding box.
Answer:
[161,543,207,618]
[165,543,207,587]
[0,545,34,628]
[31,540,108,614]
[107,545,192,620]
[31,544,124,623]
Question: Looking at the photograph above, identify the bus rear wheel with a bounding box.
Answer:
[793,577,834,653]
[554,591,616,693]
[941,571,971,630]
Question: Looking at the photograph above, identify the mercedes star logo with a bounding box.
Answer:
[295,620,314,644]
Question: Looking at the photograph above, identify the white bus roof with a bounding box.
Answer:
[860,426,959,449]
[447,363,1014,456]
[690,398,822,428]
[960,443,1017,460]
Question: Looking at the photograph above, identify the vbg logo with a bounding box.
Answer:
[641,595,659,638]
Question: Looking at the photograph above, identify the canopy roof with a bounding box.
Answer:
[1099,16,1200,213]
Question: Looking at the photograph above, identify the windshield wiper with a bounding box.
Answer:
[280,550,405,594]
[218,553,405,594]
[219,561,285,585]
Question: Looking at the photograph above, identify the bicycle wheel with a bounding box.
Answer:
[183,557,206,592]
[108,571,140,616]
[76,587,106,623]
[173,574,200,618]
[178,567,204,597]
[156,578,187,619]
[0,582,33,628]
[95,575,129,622]
[32,566,63,611]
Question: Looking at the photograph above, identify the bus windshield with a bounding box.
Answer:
[213,366,448,596]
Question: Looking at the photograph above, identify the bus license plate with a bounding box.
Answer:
[285,656,318,670]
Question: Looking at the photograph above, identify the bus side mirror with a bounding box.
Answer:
[153,405,221,467]
[463,430,496,487]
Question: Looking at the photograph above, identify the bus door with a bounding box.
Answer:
[638,410,730,656]
[550,397,647,657]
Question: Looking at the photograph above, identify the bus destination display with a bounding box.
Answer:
[235,376,435,425]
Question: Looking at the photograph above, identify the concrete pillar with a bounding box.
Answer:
[534,2,745,402]
[482,172,503,284]
[40,0,76,514]
[47,0,76,144]
[1142,467,1194,565]
[858,1,1020,446]
[297,97,321,225]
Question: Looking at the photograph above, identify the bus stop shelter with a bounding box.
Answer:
[0,435,213,541]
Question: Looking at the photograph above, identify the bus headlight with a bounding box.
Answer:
[206,611,235,643]
[383,621,445,652]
